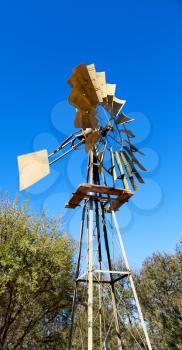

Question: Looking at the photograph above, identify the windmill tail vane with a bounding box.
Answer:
[17,63,152,350]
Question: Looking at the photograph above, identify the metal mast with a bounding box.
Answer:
[67,150,152,350]
[88,151,94,350]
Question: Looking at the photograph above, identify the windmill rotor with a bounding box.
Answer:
[66,63,146,189]
[17,62,146,192]
[18,64,146,197]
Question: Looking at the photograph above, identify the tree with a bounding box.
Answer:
[137,241,182,349]
[0,196,74,349]
[1,194,181,349]
[71,244,182,349]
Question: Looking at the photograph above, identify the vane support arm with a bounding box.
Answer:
[48,130,82,158]
[49,138,85,166]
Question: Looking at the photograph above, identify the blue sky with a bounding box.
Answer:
[0,0,182,267]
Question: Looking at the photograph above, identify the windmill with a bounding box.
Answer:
[17,63,152,350]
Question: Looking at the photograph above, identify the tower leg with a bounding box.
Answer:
[112,211,152,350]
[101,204,123,350]
[88,151,94,350]
[88,199,93,350]
[95,201,103,349]
[68,204,86,350]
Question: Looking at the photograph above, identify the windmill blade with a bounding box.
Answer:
[95,142,107,174]
[123,151,144,184]
[18,150,50,191]
[96,72,107,101]
[85,130,101,152]
[124,146,146,171]
[109,147,117,183]
[115,112,134,125]
[68,64,99,107]
[98,151,104,174]
[125,140,145,155]
[106,83,116,110]
[74,109,98,129]
[112,97,126,117]
[87,64,103,103]
[68,88,94,111]
[119,129,135,138]
[120,151,138,191]
[115,151,130,190]
[68,63,101,130]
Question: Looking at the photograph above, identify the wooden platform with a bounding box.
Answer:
[65,184,133,212]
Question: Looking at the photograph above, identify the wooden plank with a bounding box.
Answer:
[65,183,133,211]
[107,192,133,212]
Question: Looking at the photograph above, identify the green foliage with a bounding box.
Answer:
[71,247,182,349]
[0,196,74,350]
[0,194,181,349]
[137,242,182,349]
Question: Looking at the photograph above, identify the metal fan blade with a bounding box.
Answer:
[125,140,145,155]
[115,112,134,125]
[124,146,146,171]
[75,109,98,129]
[106,84,116,110]
[120,151,138,191]
[98,149,105,174]
[115,151,130,190]
[17,150,50,191]
[68,88,93,111]
[85,130,101,152]
[96,72,107,101]
[112,97,126,117]
[68,64,99,106]
[123,151,144,184]
[110,147,117,183]
[87,64,103,103]
[119,129,135,138]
